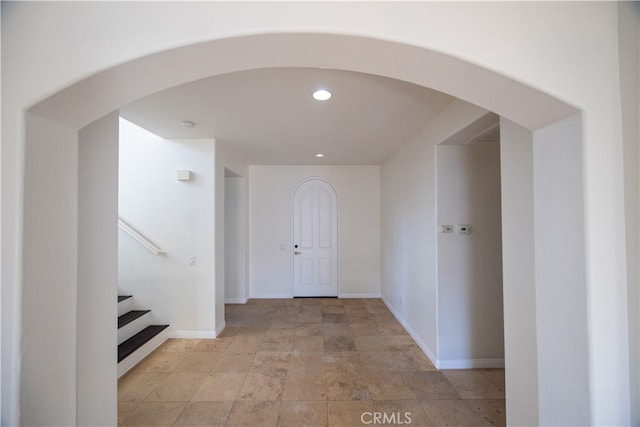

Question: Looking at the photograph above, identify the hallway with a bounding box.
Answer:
[118,298,505,426]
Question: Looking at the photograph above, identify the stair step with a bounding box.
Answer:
[118,295,132,303]
[118,325,169,363]
[118,310,151,329]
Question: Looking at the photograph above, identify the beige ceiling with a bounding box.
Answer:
[120,67,455,165]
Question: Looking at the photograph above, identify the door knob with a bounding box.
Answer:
[294,251,301,255]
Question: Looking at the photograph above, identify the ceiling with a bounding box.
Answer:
[120,67,455,165]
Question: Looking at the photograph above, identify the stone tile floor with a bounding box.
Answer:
[118,298,505,426]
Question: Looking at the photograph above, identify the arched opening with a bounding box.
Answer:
[28,33,577,130]
[21,32,583,426]
[292,177,339,298]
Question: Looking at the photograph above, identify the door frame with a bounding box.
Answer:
[291,177,340,297]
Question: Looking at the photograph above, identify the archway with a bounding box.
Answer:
[21,31,582,426]
[29,33,576,130]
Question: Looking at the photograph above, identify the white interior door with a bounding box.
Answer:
[293,178,338,297]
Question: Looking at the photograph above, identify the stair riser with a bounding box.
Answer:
[118,297,134,317]
[118,312,151,345]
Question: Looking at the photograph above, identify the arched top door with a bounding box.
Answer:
[292,178,338,297]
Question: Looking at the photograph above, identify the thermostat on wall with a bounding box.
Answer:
[458,224,472,234]
[176,170,192,181]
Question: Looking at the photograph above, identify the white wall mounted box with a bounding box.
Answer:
[176,170,192,181]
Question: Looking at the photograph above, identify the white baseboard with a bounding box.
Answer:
[246,293,382,299]
[169,330,216,339]
[250,293,293,299]
[437,358,505,370]
[225,298,248,304]
[339,293,381,299]
[215,321,226,338]
[381,297,438,366]
[381,297,504,370]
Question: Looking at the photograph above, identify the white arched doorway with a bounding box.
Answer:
[292,178,339,297]
[12,12,618,424]
[21,32,580,427]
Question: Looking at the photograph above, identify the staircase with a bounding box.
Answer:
[117,295,169,378]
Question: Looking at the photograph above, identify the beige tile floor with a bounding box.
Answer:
[118,298,506,426]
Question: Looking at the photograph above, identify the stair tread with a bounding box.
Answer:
[118,295,132,302]
[118,325,169,363]
[118,310,151,329]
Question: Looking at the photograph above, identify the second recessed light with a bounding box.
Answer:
[312,89,332,101]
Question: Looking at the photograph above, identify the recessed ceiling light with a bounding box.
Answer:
[314,153,325,158]
[181,120,195,128]
[312,89,332,101]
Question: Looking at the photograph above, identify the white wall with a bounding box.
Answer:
[250,165,380,298]
[215,142,250,330]
[21,113,79,426]
[436,143,503,367]
[381,100,491,364]
[499,118,539,426]
[533,115,591,425]
[118,118,216,337]
[500,115,593,425]
[77,112,119,426]
[20,111,120,427]
[618,3,640,424]
[224,174,246,303]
